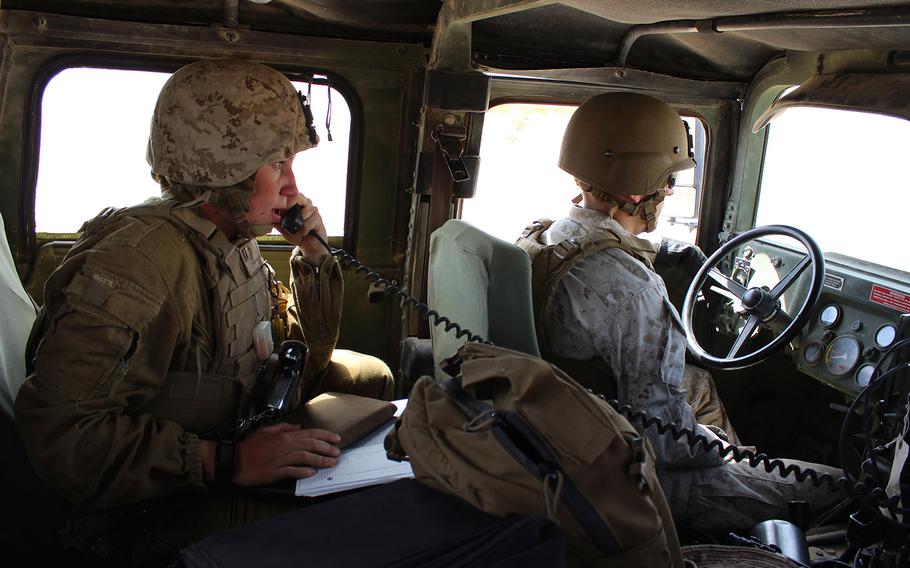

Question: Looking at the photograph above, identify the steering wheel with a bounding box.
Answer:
[681,225,825,370]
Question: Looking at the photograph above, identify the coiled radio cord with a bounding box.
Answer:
[311,233,903,518]
[604,398,901,515]
[309,232,490,345]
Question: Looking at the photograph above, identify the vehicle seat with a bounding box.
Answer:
[0,214,70,561]
[427,219,539,378]
[0,212,37,420]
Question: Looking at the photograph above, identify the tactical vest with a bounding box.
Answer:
[73,198,272,434]
[515,218,657,397]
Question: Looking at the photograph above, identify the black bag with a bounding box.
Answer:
[180,479,566,568]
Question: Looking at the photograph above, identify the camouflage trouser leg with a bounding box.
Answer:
[683,364,741,446]
[658,457,846,533]
[136,491,303,566]
[300,349,395,402]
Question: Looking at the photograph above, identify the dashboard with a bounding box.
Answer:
[730,241,909,398]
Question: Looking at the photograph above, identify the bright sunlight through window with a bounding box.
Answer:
[460,102,704,245]
[35,67,350,236]
[756,107,910,274]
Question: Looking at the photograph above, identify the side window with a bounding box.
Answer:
[35,66,350,237]
[460,102,706,243]
[756,106,910,273]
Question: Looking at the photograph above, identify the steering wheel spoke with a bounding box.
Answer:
[681,225,824,370]
[769,254,812,300]
[706,267,747,299]
[727,315,759,358]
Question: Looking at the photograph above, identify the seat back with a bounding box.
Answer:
[0,216,69,560]
[0,213,37,419]
[427,220,539,378]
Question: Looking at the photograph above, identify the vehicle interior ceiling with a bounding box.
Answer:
[3,0,910,548]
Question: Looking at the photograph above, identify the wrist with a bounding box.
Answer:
[213,438,236,489]
[200,439,216,482]
[296,245,332,268]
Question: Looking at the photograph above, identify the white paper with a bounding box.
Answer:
[295,399,413,497]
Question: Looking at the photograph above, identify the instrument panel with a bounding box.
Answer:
[794,269,908,397]
[726,240,909,398]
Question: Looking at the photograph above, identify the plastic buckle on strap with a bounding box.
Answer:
[521,220,544,238]
[431,124,470,183]
[553,238,580,261]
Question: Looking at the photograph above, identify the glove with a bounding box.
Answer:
[654,237,708,279]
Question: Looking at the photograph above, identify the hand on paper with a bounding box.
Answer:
[233,422,342,486]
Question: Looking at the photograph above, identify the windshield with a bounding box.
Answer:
[755,106,910,274]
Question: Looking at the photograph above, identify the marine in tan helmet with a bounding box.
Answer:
[517,92,842,533]
[558,91,694,233]
[15,58,392,562]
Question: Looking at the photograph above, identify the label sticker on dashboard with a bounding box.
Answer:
[869,284,910,313]
[823,273,844,291]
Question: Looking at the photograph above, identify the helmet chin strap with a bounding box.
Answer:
[159,176,267,239]
[577,181,666,232]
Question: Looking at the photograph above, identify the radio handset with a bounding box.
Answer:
[280,204,307,235]
[260,340,309,420]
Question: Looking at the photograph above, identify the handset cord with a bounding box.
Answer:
[308,232,902,515]
[603,397,901,515]
[308,232,489,345]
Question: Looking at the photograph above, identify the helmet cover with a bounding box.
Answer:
[147,58,317,188]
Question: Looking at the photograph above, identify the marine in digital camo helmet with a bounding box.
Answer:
[147,58,318,237]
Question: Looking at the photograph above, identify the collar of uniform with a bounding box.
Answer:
[566,205,630,236]
[562,205,659,264]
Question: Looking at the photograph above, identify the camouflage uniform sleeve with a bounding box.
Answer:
[14,246,203,509]
[286,249,342,377]
[556,251,724,469]
[600,284,725,468]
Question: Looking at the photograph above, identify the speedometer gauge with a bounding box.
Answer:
[824,336,862,377]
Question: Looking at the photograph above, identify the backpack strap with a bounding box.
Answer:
[515,218,655,355]
[440,377,622,557]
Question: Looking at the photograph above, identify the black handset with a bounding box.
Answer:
[261,340,309,419]
[280,204,305,234]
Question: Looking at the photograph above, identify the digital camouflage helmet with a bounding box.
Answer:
[147,58,318,237]
[558,92,695,232]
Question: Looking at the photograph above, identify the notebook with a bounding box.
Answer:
[284,392,398,448]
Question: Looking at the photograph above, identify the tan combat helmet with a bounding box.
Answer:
[559,92,695,232]
[147,58,318,237]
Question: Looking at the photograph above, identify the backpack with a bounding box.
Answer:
[388,343,683,567]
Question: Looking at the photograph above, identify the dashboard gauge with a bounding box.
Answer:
[824,336,862,377]
[802,342,823,366]
[855,363,876,388]
[819,304,841,328]
[875,324,897,349]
